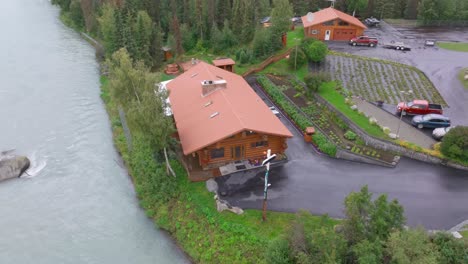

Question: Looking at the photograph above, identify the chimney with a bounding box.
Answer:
[201,80,227,96]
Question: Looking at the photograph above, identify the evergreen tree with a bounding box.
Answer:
[220,20,238,51]
[98,4,118,56]
[405,0,419,19]
[240,0,256,43]
[215,0,231,27]
[231,0,244,36]
[270,0,293,51]
[150,23,165,69]
[255,0,271,22]
[134,11,153,64]
[210,23,223,53]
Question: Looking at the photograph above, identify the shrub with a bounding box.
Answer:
[304,72,331,93]
[312,132,337,157]
[344,130,357,141]
[265,238,291,264]
[287,46,307,70]
[303,41,328,63]
[431,232,468,264]
[440,126,468,161]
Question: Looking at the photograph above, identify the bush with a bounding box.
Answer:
[312,132,337,157]
[265,238,291,264]
[303,41,328,63]
[344,130,357,141]
[287,46,307,70]
[431,232,468,264]
[440,126,468,161]
[304,72,331,93]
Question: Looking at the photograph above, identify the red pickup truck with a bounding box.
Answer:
[349,36,378,47]
[396,99,443,115]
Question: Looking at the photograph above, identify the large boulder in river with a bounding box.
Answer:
[0,156,30,182]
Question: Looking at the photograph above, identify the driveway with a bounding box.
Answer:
[327,21,468,126]
[217,79,468,230]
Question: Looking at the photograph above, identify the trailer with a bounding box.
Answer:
[382,41,411,51]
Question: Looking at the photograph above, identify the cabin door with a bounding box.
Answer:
[325,30,331,41]
[233,145,245,160]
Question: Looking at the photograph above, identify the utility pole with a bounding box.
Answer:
[396,90,413,138]
[262,149,276,222]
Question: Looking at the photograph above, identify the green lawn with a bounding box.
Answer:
[437,42,468,52]
[460,230,468,243]
[458,68,468,89]
[318,82,390,139]
[287,27,305,48]
[260,58,308,81]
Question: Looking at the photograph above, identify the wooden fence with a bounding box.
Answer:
[242,48,292,77]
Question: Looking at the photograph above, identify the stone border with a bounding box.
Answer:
[313,93,468,171]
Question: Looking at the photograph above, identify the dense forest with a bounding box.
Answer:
[52,0,468,69]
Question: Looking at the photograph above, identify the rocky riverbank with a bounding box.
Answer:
[0,151,30,182]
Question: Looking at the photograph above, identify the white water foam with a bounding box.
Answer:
[23,151,47,178]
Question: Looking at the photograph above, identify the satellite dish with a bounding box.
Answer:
[306,12,314,22]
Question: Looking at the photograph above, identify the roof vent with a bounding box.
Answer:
[191,73,198,78]
[204,101,213,107]
[210,112,219,118]
[201,79,227,96]
[306,12,314,22]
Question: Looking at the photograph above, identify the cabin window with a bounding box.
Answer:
[210,148,225,159]
[251,141,268,148]
[311,29,318,35]
[338,21,349,26]
[323,20,334,26]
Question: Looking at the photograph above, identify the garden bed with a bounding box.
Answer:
[315,53,447,106]
[265,74,396,164]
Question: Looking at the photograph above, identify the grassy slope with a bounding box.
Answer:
[100,76,338,263]
[437,42,468,52]
[318,82,389,139]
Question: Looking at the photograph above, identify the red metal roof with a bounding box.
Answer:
[301,7,366,29]
[166,61,293,155]
[212,58,236,67]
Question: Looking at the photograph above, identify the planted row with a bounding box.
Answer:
[257,75,337,157]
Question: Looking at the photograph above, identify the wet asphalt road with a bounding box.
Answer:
[219,79,468,230]
[327,21,468,126]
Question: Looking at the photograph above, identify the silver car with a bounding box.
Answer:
[432,126,452,140]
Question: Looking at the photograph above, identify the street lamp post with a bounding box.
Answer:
[262,149,276,222]
[396,90,413,138]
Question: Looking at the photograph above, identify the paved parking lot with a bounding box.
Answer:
[327,21,468,126]
[217,78,468,230]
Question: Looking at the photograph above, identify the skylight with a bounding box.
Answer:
[210,112,219,118]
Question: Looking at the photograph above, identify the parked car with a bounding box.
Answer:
[432,126,453,140]
[425,39,436,46]
[364,17,380,27]
[396,99,443,116]
[269,106,280,116]
[411,114,451,129]
[349,36,378,47]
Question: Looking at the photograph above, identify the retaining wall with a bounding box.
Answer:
[313,93,468,171]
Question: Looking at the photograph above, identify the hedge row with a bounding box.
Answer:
[257,75,337,157]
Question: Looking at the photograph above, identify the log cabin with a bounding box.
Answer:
[165,61,293,169]
[301,7,366,41]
